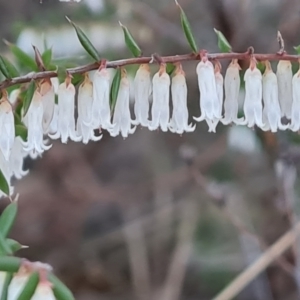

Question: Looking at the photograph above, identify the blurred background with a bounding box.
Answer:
[1,0,300,299]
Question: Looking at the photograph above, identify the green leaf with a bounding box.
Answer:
[175,0,198,53]
[0,202,17,238]
[0,257,21,272]
[48,273,75,300]
[166,63,176,75]
[109,68,121,112]
[22,80,35,118]
[0,170,9,197]
[214,28,232,53]
[0,56,11,79]
[6,239,24,253]
[42,48,52,69]
[17,272,39,300]
[4,40,37,71]
[294,45,300,54]
[0,272,12,300]
[119,22,142,57]
[66,16,100,61]
[2,58,20,78]
[71,73,83,86]
[15,125,28,141]
[0,232,12,256]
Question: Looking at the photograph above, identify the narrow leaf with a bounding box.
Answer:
[2,58,20,78]
[0,272,12,300]
[0,56,11,79]
[6,239,24,253]
[175,0,198,53]
[166,63,176,75]
[119,22,142,57]
[22,80,35,118]
[16,272,39,300]
[33,46,45,71]
[0,170,9,197]
[42,48,52,69]
[109,68,121,112]
[48,273,75,300]
[66,16,100,61]
[15,125,28,141]
[294,45,300,54]
[214,28,232,53]
[4,40,37,71]
[0,257,21,272]
[0,202,17,238]
[0,232,12,256]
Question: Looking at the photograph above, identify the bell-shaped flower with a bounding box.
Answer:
[0,149,13,198]
[289,66,300,131]
[40,79,55,133]
[0,91,15,161]
[48,104,58,135]
[77,74,102,144]
[132,64,152,127]
[49,76,81,143]
[169,63,195,134]
[221,59,244,125]
[92,67,114,130]
[193,57,221,132]
[109,69,136,138]
[148,64,171,132]
[10,137,29,179]
[23,90,52,154]
[277,60,293,119]
[31,282,56,300]
[262,61,288,132]
[237,58,264,128]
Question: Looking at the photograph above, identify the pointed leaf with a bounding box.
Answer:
[15,125,28,141]
[0,170,9,197]
[0,272,12,300]
[175,0,198,53]
[0,56,11,79]
[166,63,176,75]
[66,16,100,61]
[0,257,20,272]
[214,28,232,53]
[109,68,121,112]
[48,273,75,300]
[22,80,35,117]
[17,272,39,300]
[0,202,17,238]
[33,46,45,71]
[294,45,300,54]
[4,40,37,71]
[119,22,142,57]
[42,48,52,69]
[6,239,24,253]
[2,58,20,78]
[0,232,12,256]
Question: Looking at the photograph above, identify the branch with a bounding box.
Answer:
[1,50,300,90]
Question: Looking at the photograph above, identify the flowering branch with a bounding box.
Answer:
[1,51,300,90]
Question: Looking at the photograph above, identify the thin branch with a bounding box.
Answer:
[1,50,300,90]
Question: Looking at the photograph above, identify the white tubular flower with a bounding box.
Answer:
[221,59,243,125]
[132,64,152,127]
[149,64,171,132]
[0,149,13,198]
[40,79,55,133]
[23,90,51,154]
[48,104,58,134]
[10,137,29,179]
[277,60,293,119]
[262,61,288,132]
[7,268,29,300]
[77,74,102,144]
[49,77,81,143]
[290,66,300,132]
[237,58,264,128]
[169,63,195,134]
[31,282,56,300]
[109,69,136,138]
[92,67,114,130]
[0,91,15,161]
[193,57,221,132]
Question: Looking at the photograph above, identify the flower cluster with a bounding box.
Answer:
[1,56,300,197]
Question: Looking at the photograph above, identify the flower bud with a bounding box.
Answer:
[49,76,81,143]
[149,64,170,132]
[77,74,102,144]
[92,68,114,130]
[277,60,293,119]
[262,61,288,132]
[221,59,243,125]
[109,69,136,138]
[238,58,264,128]
[133,64,151,127]
[193,57,221,132]
[0,91,15,161]
[169,63,195,134]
